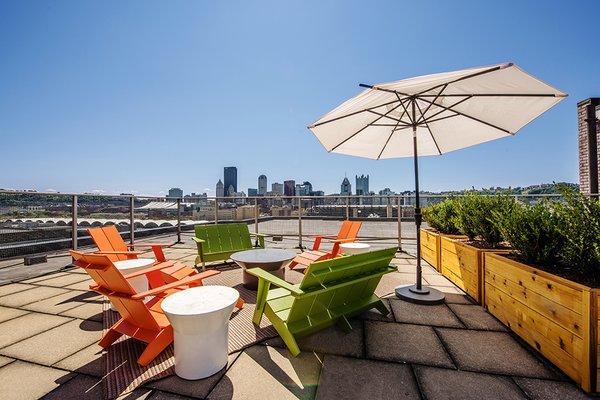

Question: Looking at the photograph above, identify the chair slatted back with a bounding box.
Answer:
[70,251,160,332]
[337,220,362,241]
[194,223,253,254]
[287,247,396,324]
[88,226,129,261]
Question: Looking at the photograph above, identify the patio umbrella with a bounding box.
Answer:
[308,62,566,304]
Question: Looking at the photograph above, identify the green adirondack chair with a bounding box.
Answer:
[248,247,397,356]
[192,223,266,270]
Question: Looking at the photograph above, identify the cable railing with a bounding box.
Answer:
[0,189,564,260]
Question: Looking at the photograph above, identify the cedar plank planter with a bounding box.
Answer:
[439,236,509,304]
[483,252,599,393]
[419,228,466,272]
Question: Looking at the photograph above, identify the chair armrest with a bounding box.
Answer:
[130,243,173,248]
[192,237,205,244]
[333,238,357,244]
[132,270,220,299]
[95,250,143,256]
[246,268,304,296]
[249,233,267,237]
[123,261,176,279]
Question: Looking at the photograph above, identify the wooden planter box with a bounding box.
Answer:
[419,228,466,272]
[439,237,508,304]
[483,252,598,392]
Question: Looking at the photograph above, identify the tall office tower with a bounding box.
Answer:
[271,182,284,195]
[216,180,224,198]
[284,180,296,196]
[227,185,235,197]
[248,188,258,197]
[340,177,352,195]
[258,175,267,195]
[295,181,312,196]
[578,98,600,195]
[224,167,237,196]
[167,188,183,198]
[355,174,369,195]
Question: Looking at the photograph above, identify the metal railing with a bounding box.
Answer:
[0,190,564,260]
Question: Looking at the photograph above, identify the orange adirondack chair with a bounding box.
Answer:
[88,226,195,288]
[71,251,222,366]
[288,220,362,270]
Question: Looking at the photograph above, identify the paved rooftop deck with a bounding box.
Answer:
[0,234,593,399]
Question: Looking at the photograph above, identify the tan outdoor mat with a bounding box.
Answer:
[102,267,281,399]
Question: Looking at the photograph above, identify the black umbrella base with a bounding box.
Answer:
[395,285,445,305]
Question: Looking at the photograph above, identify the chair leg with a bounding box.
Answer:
[137,327,173,366]
[272,321,300,357]
[235,297,245,310]
[336,315,353,333]
[374,300,390,317]
[98,327,124,349]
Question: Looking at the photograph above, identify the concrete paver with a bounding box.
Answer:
[414,365,527,400]
[435,329,558,378]
[315,355,420,400]
[365,321,454,368]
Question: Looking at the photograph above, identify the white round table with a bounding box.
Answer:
[112,258,155,311]
[340,242,371,255]
[161,286,239,380]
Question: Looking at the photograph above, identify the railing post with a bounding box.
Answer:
[298,197,303,249]
[397,195,402,252]
[71,195,78,250]
[129,196,135,245]
[176,198,182,243]
[214,197,219,225]
[345,196,350,220]
[254,198,259,247]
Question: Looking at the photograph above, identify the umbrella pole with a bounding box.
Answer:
[395,120,445,304]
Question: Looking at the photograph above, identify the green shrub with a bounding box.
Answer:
[492,201,563,269]
[555,187,600,284]
[422,198,460,234]
[453,192,515,247]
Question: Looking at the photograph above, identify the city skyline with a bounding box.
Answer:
[1,2,598,196]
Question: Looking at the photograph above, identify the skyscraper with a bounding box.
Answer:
[340,177,351,195]
[216,180,224,198]
[258,175,267,195]
[224,167,237,196]
[271,182,284,195]
[284,180,296,196]
[356,174,369,195]
[167,188,183,199]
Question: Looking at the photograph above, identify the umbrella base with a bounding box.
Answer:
[395,285,445,305]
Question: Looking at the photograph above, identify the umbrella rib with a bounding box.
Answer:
[329,102,404,152]
[417,93,562,98]
[415,100,442,155]
[414,64,508,96]
[418,96,512,134]
[421,96,472,122]
[376,120,401,160]
[309,99,402,128]
[425,113,460,124]
[366,110,404,123]
[396,93,415,125]
[416,84,447,124]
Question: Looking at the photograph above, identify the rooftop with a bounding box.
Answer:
[0,233,591,400]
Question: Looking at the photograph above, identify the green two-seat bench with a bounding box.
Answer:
[192,223,266,270]
[247,247,397,356]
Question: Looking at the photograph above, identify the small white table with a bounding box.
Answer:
[161,286,239,380]
[340,242,371,255]
[112,258,155,311]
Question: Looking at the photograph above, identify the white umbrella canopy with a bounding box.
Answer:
[309,63,566,159]
[308,62,566,304]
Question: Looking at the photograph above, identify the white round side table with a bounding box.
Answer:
[339,242,371,255]
[161,286,239,380]
[111,258,155,310]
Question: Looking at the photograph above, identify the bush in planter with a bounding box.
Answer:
[422,198,461,234]
[492,201,564,269]
[453,192,515,247]
[555,187,600,285]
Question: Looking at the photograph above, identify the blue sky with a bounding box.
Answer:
[1,1,598,196]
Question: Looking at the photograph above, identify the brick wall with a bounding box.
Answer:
[578,98,600,194]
